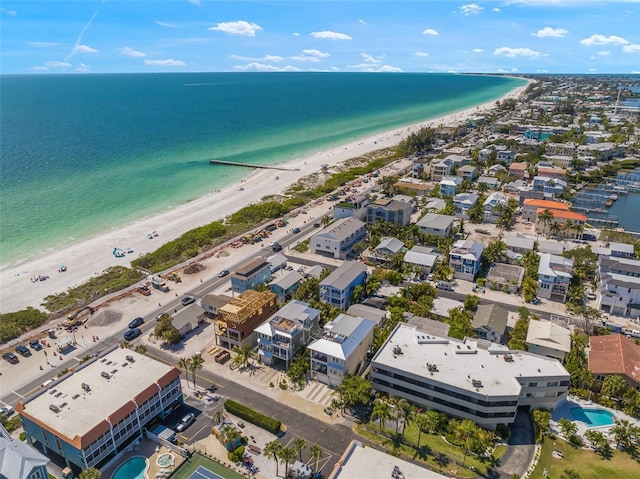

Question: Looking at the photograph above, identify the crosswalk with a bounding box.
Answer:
[297,380,335,406]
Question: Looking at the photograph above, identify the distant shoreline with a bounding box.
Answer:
[0,79,530,313]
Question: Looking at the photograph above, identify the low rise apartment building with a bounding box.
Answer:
[319,261,367,310]
[310,217,366,260]
[537,253,573,303]
[597,256,640,318]
[366,198,412,226]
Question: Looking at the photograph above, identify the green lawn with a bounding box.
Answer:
[529,438,640,479]
[357,422,504,479]
[169,453,247,479]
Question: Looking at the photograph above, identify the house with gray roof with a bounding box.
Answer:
[526,320,571,361]
[453,192,479,218]
[477,175,500,190]
[231,256,272,293]
[538,253,573,302]
[201,294,233,317]
[347,303,388,327]
[425,198,447,212]
[319,261,367,310]
[472,304,509,343]
[310,217,366,259]
[416,213,455,237]
[482,192,508,224]
[403,245,440,274]
[366,198,413,226]
[270,270,303,302]
[449,239,484,281]
[367,237,405,265]
[0,428,49,479]
[505,234,535,254]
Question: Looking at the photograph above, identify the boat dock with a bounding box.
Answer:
[209,159,300,171]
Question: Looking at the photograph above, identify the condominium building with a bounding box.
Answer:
[255,300,320,368]
[308,314,375,386]
[16,347,182,470]
[310,217,366,260]
[371,324,570,429]
[537,253,573,303]
[214,290,278,349]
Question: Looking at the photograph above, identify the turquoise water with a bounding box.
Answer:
[112,456,147,479]
[570,407,616,427]
[0,73,525,266]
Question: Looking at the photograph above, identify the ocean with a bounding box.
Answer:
[0,73,524,267]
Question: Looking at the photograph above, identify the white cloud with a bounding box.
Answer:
[188,0,201,5]
[231,54,284,62]
[144,59,186,67]
[73,44,99,54]
[302,49,329,59]
[358,19,367,25]
[209,21,263,37]
[293,32,300,36]
[532,27,568,38]
[580,34,629,46]
[460,4,483,15]
[423,28,439,36]
[415,51,429,57]
[348,63,402,72]
[379,65,403,72]
[155,21,178,28]
[494,46,542,57]
[597,51,610,55]
[292,49,330,62]
[492,8,501,12]
[28,41,60,48]
[119,47,146,58]
[511,67,519,72]
[623,44,640,52]
[536,69,549,73]
[589,68,597,72]
[311,31,352,40]
[1,8,16,16]
[472,48,483,53]
[234,62,301,72]
[361,53,384,64]
[75,63,91,72]
[30,66,49,71]
[44,61,71,68]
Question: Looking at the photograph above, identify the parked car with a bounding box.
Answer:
[313,223,321,228]
[532,297,541,305]
[292,227,300,234]
[0,405,14,417]
[176,413,196,432]
[272,244,283,252]
[181,296,196,306]
[123,328,142,341]
[15,345,31,357]
[128,316,144,329]
[29,340,43,351]
[435,281,454,291]
[218,270,230,278]
[2,352,19,364]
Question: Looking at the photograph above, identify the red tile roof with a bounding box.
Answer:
[523,199,570,210]
[589,334,640,385]
[536,208,587,221]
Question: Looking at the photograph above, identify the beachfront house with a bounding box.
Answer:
[537,253,573,303]
[333,193,369,221]
[319,261,367,310]
[412,157,430,179]
[255,300,320,368]
[449,239,484,281]
[310,217,366,260]
[416,213,455,237]
[308,313,375,387]
[365,198,412,226]
[230,257,272,294]
[214,290,278,349]
[430,158,455,181]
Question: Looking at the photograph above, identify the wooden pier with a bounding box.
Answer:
[209,159,300,171]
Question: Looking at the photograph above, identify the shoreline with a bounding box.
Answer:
[0,81,530,313]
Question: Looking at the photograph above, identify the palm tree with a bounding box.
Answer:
[537,208,554,236]
[411,412,430,449]
[220,425,241,450]
[557,417,578,439]
[292,437,307,462]
[563,219,575,239]
[178,357,192,388]
[372,398,391,433]
[611,419,635,450]
[453,419,479,465]
[424,410,443,434]
[264,440,283,477]
[232,343,255,371]
[212,410,225,426]
[189,354,204,389]
[279,446,297,479]
[309,444,323,474]
[549,221,562,238]
[121,341,131,349]
[134,344,147,354]
[79,468,101,479]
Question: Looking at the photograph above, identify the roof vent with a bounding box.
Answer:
[126,355,134,363]
[393,345,403,355]
[81,383,90,392]
[101,371,110,379]
[472,379,483,388]
[427,363,439,372]
[72,394,80,400]
[111,369,118,374]
[49,404,60,413]
[59,402,67,409]
[504,354,514,362]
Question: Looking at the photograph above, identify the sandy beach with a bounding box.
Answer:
[0,82,528,314]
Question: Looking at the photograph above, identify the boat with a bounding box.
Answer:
[58,265,67,272]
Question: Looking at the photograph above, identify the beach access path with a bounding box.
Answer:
[0,83,529,314]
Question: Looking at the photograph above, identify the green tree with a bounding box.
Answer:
[334,375,372,411]
[560,469,582,479]
[178,357,191,388]
[263,440,283,477]
[558,417,578,439]
[134,344,147,354]
[372,398,391,433]
[220,424,241,449]
[309,444,323,473]
[292,437,307,462]
[453,419,480,465]
[411,412,430,449]
[79,468,101,479]
[189,353,204,389]
[611,419,635,451]
[280,446,297,479]
[521,277,538,303]
[482,239,507,267]
[601,374,628,401]
[537,208,555,235]
[584,430,609,456]
[447,307,476,340]
[424,410,446,434]
[532,409,551,442]
[232,342,255,371]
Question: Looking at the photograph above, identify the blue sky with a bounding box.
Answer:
[1,0,639,74]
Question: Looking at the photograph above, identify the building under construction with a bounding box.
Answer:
[214,290,278,350]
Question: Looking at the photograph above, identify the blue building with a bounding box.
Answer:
[449,239,484,281]
[319,261,367,310]
[0,424,50,479]
[230,256,272,293]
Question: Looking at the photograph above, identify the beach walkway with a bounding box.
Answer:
[209,159,300,171]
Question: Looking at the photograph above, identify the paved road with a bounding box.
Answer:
[497,410,535,479]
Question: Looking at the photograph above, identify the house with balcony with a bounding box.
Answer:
[370,324,570,429]
[536,165,566,180]
[449,239,484,281]
[522,198,570,223]
[477,175,500,190]
[472,304,508,343]
[430,158,454,181]
[255,300,320,368]
[597,257,640,319]
[526,320,571,362]
[333,193,369,221]
[367,237,404,265]
[270,271,303,302]
[534,209,587,240]
[457,165,478,181]
[508,162,528,180]
[537,253,574,303]
[319,261,367,310]
[497,149,515,163]
[412,157,430,179]
[453,192,479,219]
[310,217,366,260]
[532,176,567,196]
[439,176,462,196]
[403,246,440,275]
[545,142,578,157]
[482,192,508,224]
[416,213,456,237]
[589,334,640,391]
[214,290,278,349]
[308,313,375,386]
[366,198,412,226]
[230,257,272,294]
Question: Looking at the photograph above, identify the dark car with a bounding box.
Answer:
[176,412,196,432]
[29,340,43,351]
[181,296,196,307]
[272,244,283,252]
[128,316,144,329]
[2,352,19,364]
[218,270,230,278]
[123,328,142,341]
[313,222,321,228]
[292,227,300,234]
[15,345,31,357]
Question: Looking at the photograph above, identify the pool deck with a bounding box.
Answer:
[101,438,185,479]
[552,396,640,438]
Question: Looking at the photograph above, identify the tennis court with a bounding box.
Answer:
[169,453,246,479]
[187,466,225,479]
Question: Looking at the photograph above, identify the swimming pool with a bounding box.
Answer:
[570,407,616,427]
[112,456,148,479]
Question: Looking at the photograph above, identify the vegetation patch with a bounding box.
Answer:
[224,399,281,434]
[0,307,49,343]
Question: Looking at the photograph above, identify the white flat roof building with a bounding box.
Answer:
[371,324,570,428]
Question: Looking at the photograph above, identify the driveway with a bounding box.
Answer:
[497,409,535,478]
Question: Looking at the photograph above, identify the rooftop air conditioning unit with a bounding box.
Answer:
[81,383,91,392]
[49,404,60,413]
[101,372,110,379]
[126,355,134,362]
